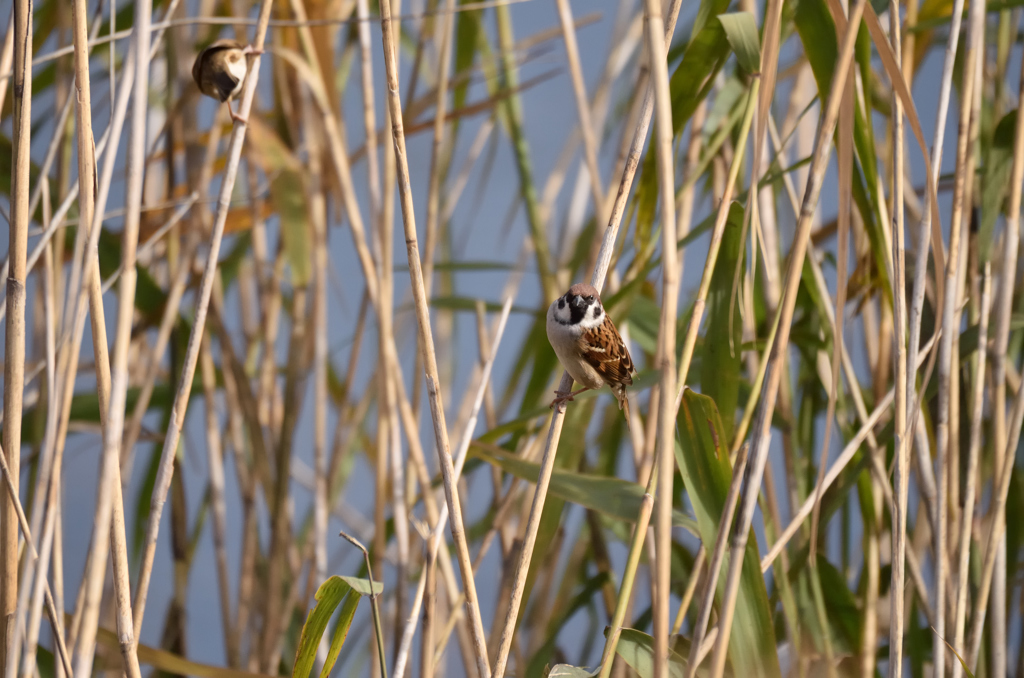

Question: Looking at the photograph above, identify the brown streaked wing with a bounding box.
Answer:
[579,316,635,387]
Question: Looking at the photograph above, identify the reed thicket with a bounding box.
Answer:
[0,0,1022,675]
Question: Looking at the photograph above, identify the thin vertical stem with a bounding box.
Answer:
[985,28,1024,678]
[1,0,31,661]
[934,3,983,674]
[491,3,684,674]
[888,0,911,675]
[377,1,491,673]
[87,0,150,668]
[644,0,677,672]
[951,264,989,676]
[707,2,865,676]
[131,0,275,641]
[554,0,606,224]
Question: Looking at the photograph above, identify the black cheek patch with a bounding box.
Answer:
[558,299,565,309]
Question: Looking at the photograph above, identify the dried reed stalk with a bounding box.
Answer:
[979,35,1024,678]
[554,0,606,225]
[682,83,759,678]
[932,0,983,672]
[393,297,513,678]
[0,442,72,676]
[950,262,990,675]
[1,0,32,661]
[131,0,275,642]
[84,0,152,669]
[886,0,912,676]
[906,0,962,436]
[706,2,865,675]
[642,0,678,671]
[376,0,491,673]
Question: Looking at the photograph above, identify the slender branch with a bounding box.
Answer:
[0,441,72,676]
[376,0,492,673]
[130,0,275,642]
[1,0,32,660]
[706,3,865,676]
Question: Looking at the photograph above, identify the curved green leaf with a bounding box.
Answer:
[676,390,780,678]
[612,628,688,678]
[700,202,744,440]
[319,591,360,678]
[294,577,353,678]
[718,12,762,74]
[471,442,698,533]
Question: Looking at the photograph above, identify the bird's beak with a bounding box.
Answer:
[571,295,585,309]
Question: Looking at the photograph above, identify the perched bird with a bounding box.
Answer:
[192,39,261,124]
[546,283,636,422]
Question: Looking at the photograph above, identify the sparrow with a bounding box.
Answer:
[546,283,636,422]
[192,39,262,124]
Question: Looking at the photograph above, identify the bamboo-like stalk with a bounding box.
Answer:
[981,30,1024,678]
[83,0,150,668]
[706,3,864,675]
[554,0,606,226]
[491,1,685,672]
[131,0,275,641]
[199,341,238,666]
[2,220,71,665]
[905,0,964,437]
[355,0,381,225]
[377,2,491,673]
[308,115,330,665]
[0,442,73,676]
[20,210,57,676]
[966,343,1024,668]
[887,0,913,676]
[56,3,128,676]
[950,263,989,676]
[760,329,936,580]
[682,84,759,678]
[2,0,32,661]
[643,0,678,672]
[932,1,983,674]
[393,298,513,677]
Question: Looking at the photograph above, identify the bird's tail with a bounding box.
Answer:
[616,386,632,432]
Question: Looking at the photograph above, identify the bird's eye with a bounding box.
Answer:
[586,295,593,301]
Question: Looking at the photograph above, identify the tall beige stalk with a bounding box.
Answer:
[376,0,491,674]
[707,2,865,676]
[906,0,964,437]
[643,0,677,672]
[950,263,990,677]
[933,0,983,673]
[887,1,914,674]
[1,0,32,663]
[77,0,151,670]
[554,0,606,226]
[983,33,1024,678]
[491,2,684,674]
[131,0,275,641]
